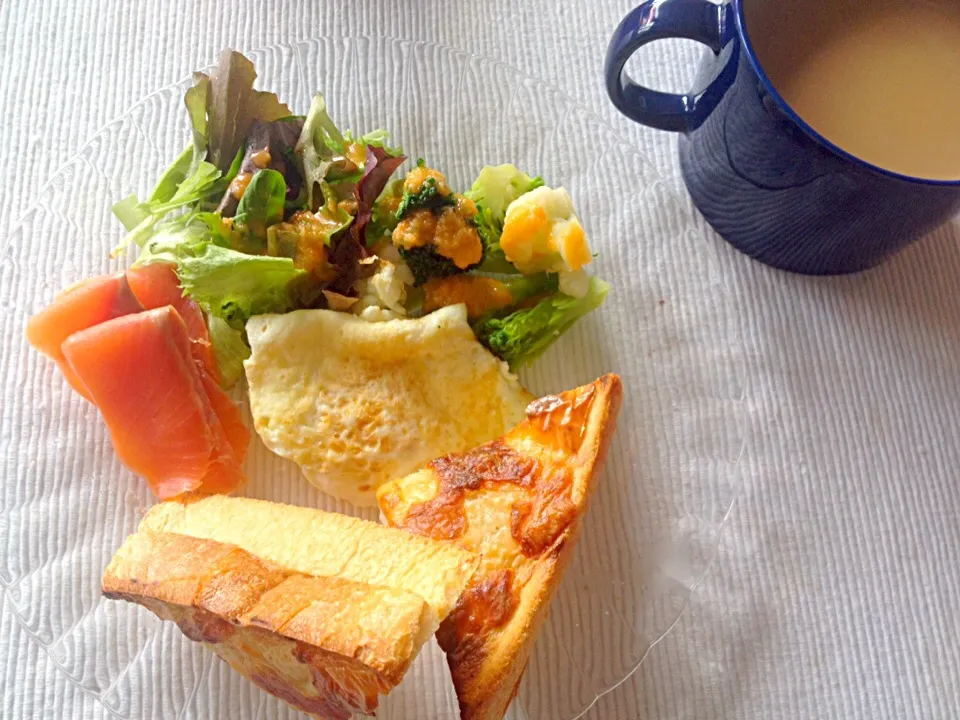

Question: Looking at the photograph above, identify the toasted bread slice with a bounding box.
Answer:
[377,374,623,720]
[139,494,477,625]
[103,531,431,718]
[105,497,480,718]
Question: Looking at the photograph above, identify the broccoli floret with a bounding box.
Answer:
[472,277,609,369]
[399,246,465,287]
[396,177,455,218]
[394,165,486,285]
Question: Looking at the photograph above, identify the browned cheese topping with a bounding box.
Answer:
[440,569,520,650]
[402,441,536,542]
[401,384,596,558]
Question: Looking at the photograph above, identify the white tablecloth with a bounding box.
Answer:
[3,1,959,718]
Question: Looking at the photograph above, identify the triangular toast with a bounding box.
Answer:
[377,374,622,720]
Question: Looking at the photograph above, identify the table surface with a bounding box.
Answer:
[3,1,960,719]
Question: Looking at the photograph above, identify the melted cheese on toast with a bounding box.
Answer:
[377,375,623,720]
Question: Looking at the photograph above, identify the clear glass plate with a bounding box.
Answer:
[0,37,747,720]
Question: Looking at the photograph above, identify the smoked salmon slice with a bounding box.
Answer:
[199,369,251,464]
[61,306,247,499]
[25,273,145,400]
[126,263,219,380]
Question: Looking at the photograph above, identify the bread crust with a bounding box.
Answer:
[377,374,623,720]
[139,493,479,623]
[103,530,435,718]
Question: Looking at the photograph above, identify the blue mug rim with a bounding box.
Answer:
[734,0,960,188]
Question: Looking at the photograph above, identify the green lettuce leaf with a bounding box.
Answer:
[366,178,404,243]
[133,211,302,340]
[233,168,286,243]
[149,146,197,204]
[184,72,210,156]
[148,160,221,214]
[133,212,228,267]
[343,128,402,157]
[206,313,251,389]
[110,160,223,256]
[111,145,202,234]
[466,164,543,223]
[294,93,401,209]
[176,243,305,327]
[295,93,341,210]
[112,194,149,232]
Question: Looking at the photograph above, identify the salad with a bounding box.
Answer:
[112,49,609,387]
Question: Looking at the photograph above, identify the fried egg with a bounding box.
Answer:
[244,305,532,506]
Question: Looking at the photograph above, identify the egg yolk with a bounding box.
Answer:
[501,192,592,274]
[500,204,552,273]
[555,221,591,271]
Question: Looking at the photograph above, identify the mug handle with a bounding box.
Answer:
[605,0,739,132]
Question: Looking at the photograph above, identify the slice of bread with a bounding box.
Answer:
[377,374,623,720]
[104,497,480,718]
[139,494,477,626]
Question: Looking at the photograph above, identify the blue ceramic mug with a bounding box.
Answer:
[605,0,960,275]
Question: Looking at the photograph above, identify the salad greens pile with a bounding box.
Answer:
[113,49,608,384]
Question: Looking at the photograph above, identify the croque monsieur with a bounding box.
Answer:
[103,495,479,719]
[378,374,622,720]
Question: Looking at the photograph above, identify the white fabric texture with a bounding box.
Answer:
[2,2,960,719]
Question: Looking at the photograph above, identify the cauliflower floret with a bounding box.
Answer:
[352,257,414,320]
[500,186,593,279]
[371,241,406,268]
[367,260,408,311]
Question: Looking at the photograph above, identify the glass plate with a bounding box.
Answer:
[0,37,747,720]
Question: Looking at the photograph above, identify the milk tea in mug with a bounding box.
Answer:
[747,0,960,181]
[606,0,960,274]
